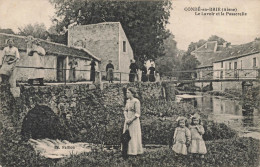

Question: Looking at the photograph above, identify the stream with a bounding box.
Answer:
[176,92,260,139]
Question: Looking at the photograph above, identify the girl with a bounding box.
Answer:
[188,113,207,158]
[172,116,191,155]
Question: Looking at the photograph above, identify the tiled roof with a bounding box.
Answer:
[0,33,101,62]
[195,40,260,68]
[193,41,217,53]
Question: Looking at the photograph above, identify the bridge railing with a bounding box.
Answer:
[161,69,260,81]
[12,66,260,85]
[14,66,161,85]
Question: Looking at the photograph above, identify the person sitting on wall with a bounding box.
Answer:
[129,59,138,82]
[68,57,78,83]
[0,38,20,88]
[27,39,46,86]
[106,60,114,83]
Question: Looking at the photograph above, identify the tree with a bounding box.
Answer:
[155,33,179,75]
[187,39,206,54]
[18,23,48,39]
[49,0,172,62]
[208,35,226,45]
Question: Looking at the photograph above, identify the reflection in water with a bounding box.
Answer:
[242,105,254,127]
[176,93,260,139]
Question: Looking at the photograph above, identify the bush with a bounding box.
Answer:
[65,99,237,145]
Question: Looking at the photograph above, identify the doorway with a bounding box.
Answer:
[57,56,66,82]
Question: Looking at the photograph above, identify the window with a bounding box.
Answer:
[253,58,256,67]
[221,62,223,68]
[234,62,237,69]
[229,62,232,69]
[123,41,126,52]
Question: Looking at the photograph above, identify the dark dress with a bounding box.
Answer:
[106,63,114,82]
[148,67,156,82]
[141,66,148,82]
[90,60,96,82]
[129,63,138,82]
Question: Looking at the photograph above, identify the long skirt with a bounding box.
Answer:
[0,55,16,76]
[172,142,188,155]
[188,139,207,154]
[27,53,45,79]
[106,68,113,81]
[123,119,143,155]
[90,70,95,82]
[69,68,76,82]
[0,56,17,88]
[149,74,155,82]
[129,71,136,82]
[141,74,148,82]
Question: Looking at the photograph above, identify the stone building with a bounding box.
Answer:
[191,39,260,90]
[68,22,134,80]
[213,41,260,91]
[0,33,101,83]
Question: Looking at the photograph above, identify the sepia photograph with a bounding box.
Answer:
[0,0,259,166]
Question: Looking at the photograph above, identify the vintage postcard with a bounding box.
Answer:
[0,0,259,166]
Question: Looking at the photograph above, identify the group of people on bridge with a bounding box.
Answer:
[129,59,157,83]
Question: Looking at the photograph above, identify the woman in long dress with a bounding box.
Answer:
[106,60,114,83]
[123,87,143,155]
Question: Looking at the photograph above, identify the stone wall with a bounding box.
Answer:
[68,23,119,72]
[68,22,133,81]
[0,82,175,140]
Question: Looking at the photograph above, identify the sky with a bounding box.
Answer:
[0,0,259,50]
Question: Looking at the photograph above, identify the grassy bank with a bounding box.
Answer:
[54,137,259,167]
[0,100,257,167]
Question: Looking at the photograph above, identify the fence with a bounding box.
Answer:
[14,66,160,85]
[11,66,260,85]
[159,69,260,81]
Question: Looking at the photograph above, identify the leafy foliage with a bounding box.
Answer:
[208,35,227,45]
[49,0,172,62]
[63,99,236,145]
[18,23,48,39]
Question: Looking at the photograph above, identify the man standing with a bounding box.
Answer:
[27,39,46,86]
[106,60,114,83]
[129,59,138,82]
[0,38,20,88]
